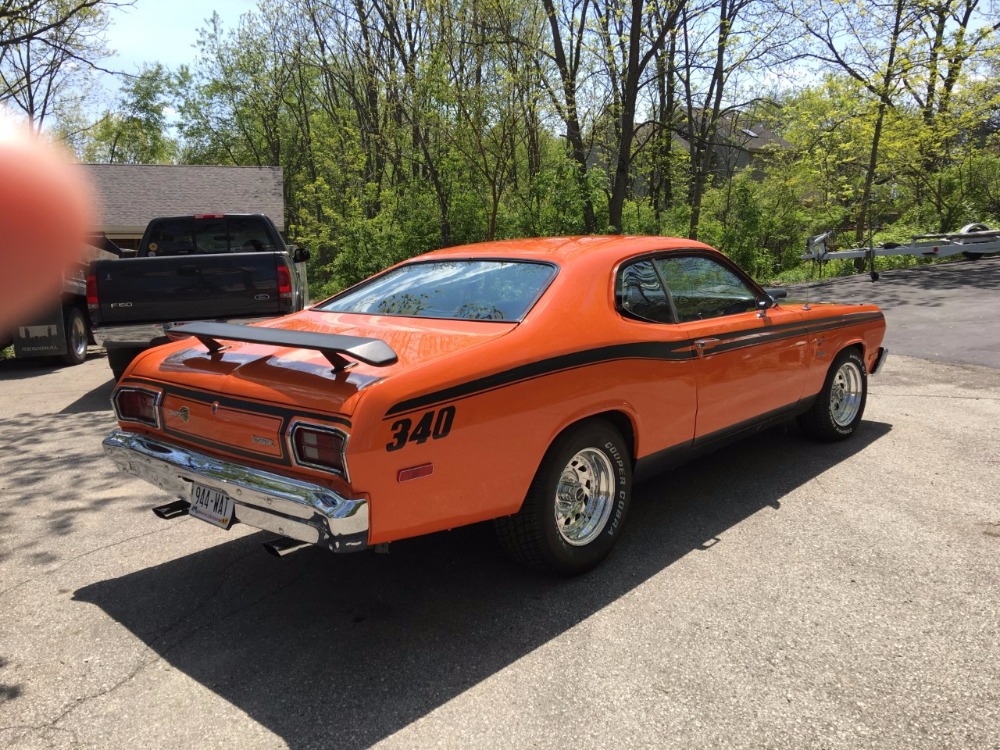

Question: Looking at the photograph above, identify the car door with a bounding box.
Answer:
[654,254,809,444]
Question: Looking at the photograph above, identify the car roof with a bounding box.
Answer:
[419,235,718,265]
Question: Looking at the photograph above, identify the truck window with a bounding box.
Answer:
[229,216,277,252]
[143,216,275,256]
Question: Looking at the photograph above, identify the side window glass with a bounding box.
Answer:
[656,256,757,322]
[616,260,674,323]
[191,218,229,253]
[229,216,275,252]
[145,219,193,256]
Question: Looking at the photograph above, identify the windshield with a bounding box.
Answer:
[318,260,557,322]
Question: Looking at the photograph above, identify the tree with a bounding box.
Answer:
[0,0,113,131]
[594,0,687,232]
[674,0,794,240]
[539,0,600,232]
[0,0,124,55]
[790,0,920,243]
[81,63,178,163]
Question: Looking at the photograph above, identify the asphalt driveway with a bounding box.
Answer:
[790,254,1000,369]
[0,258,998,749]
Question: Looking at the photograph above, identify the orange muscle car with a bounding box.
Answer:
[103,236,887,574]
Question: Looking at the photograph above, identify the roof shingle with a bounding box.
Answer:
[78,164,285,234]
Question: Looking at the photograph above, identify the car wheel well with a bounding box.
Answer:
[840,342,865,365]
[556,411,636,466]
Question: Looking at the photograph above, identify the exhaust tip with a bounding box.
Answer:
[152,500,190,519]
[263,536,309,557]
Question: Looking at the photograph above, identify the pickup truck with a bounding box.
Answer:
[88,214,309,379]
[2,262,92,365]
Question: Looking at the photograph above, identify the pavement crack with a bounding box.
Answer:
[13,548,311,741]
[0,524,188,601]
[151,548,314,654]
[877,391,1000,402]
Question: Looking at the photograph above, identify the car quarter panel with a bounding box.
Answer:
[797,305,886,397]
[345,332,699,544]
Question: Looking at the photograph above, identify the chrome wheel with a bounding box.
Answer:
[495,420,632,574]
[69,313,87,359]
[553,447,615,546]
[61,307,89,365]
[830,360,864,427]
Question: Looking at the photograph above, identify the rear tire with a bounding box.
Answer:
[107,347,143,381]
[60,306,89,366]
[798,348,868,441]
[495,420,632,575]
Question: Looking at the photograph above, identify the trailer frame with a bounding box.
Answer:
[802,223,1000,280]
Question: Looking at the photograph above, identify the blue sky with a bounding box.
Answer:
[104,0,257,75]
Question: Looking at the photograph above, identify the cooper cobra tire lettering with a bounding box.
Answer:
[494,419,633,575]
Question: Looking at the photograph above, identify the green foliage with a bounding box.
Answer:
[33,0,997,291]
[81,64,180,164]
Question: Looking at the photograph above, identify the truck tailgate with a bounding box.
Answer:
[95,253,285,324]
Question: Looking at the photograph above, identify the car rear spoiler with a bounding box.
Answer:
[167,321,398,370]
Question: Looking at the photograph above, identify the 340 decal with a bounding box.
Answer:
[386,406,456,451]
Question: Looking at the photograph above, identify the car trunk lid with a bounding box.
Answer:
[143,310,515,419]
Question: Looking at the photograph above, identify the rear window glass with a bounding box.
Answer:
[318,260,557,321]
[143,216,276,256]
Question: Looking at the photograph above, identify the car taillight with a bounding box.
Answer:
[290,423,347,477]
[86,273,98,313]
[113,388,160,428]
[278,265,292,301]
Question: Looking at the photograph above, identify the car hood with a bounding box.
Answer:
[135,310,517,417]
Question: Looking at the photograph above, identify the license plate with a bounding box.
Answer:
[189,483,235,529]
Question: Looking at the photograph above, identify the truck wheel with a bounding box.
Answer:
[107,347,142,380]
[798,348,868,441]
[61,306,89,366]
[495,420,632,575]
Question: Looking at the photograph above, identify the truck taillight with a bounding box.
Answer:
[290,423,347,477]
[278,265,292,301]
[86,273,98,313]
[113,388,160,428]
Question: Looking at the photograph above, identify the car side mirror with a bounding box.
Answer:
[291,246,310,263]
[756,295,776,318]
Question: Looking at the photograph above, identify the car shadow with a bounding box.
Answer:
[0,349,106,381]
[59,378,116,414]
[73,421,891,748]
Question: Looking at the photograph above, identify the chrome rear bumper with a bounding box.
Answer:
[103,429,368,552]
[93,322,169,349]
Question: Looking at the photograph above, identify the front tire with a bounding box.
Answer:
[495,420,632,575]
[798,348,868,441]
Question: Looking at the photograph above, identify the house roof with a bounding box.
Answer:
[78,164,285,236]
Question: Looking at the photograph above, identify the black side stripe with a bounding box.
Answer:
[383,311,884,418]
[384,342,695,417]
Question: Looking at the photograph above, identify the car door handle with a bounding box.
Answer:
[694,337,721,353]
